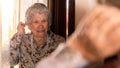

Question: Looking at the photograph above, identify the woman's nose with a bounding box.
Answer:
[38,22,44,28]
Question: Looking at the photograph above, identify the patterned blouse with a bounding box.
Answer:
[9,31,65,68]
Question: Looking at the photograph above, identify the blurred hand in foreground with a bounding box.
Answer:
[67,5,120,61]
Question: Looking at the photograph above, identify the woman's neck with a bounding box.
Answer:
[33,35,47,46]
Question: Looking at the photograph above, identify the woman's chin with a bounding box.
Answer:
[37,33,47,37]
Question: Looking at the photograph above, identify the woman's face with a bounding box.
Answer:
[29,13,48,37]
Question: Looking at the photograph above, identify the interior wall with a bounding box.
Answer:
[75,0,97,27]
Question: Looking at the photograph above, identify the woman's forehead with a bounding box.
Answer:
[32,13,47,19]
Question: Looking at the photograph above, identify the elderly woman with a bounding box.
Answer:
[9,3,65,68]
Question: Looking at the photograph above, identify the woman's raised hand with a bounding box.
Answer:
[17,22,26,35]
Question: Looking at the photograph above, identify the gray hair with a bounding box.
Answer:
[25,3,51,26]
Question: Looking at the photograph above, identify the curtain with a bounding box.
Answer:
[0,0,47,68]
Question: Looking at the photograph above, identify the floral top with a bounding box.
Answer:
[9,31,65,68]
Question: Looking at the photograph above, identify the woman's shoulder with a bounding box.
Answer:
[54,34,65,41]
[22,33,32,38]
[21,33,32,41]
[49,31,65,42]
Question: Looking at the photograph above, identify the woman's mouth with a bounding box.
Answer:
[37,30,45,33]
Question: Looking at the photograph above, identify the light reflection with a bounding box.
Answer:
[66,0,69,38]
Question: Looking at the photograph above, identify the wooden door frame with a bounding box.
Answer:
[48,0,75,38]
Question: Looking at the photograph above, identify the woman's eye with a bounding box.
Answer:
[34,21,39,23]
[41,20,47,23]
[32,20,47,24]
